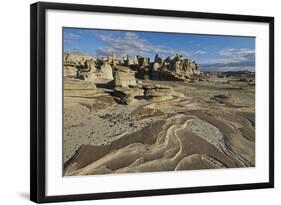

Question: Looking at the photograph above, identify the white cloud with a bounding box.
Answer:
[64,30,209,61]
[200,48,255,71]
[193,50,208,55]
[64,32,80,42]
[218,48,255,61]
[95,32,189,58]
[95,47,115,56]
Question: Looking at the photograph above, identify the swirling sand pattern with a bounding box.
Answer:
[64,107,254,176]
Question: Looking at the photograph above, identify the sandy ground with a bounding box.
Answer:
[63,76,255,175]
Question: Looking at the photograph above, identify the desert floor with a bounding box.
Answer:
[63,75,255,176]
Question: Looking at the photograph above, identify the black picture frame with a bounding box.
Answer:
[30,1,274,203]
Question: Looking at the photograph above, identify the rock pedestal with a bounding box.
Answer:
[114,68,137,88]
[143,84,173,101]
[99,62,113,80]
[113,87,143,105]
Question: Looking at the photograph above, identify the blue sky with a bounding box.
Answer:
[64,27,255,71]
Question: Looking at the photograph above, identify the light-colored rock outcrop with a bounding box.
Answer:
[64,64,77,78]
[124,55,136,66]
[152,62,160,71]
[85,73,97,82]
[99,62,113,80]
[85,59,97,72]
[64,52,93,65]
[107,52,118,66]
[137,55,149,67]
[114,67,137,88]
[64,79,96,90]
[151,53,200,80]
[143,84,173,101]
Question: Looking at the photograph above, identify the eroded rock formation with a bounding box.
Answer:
[143,84,173,101]
[99,62,113,80]
[151,53,200,81]
[114,67,137,88]
[63,51,201,85]
[64,64,77,78]
[64,52,93,65]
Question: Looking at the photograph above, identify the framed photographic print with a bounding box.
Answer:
[30,1,274,203]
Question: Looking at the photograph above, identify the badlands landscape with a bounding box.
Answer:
[63,52,255,176]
